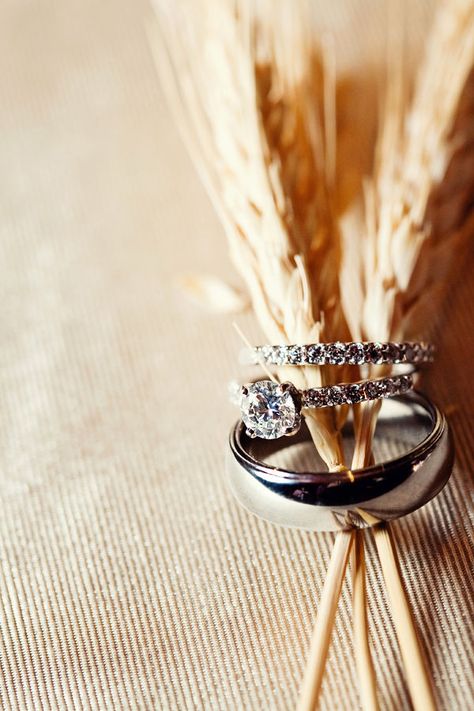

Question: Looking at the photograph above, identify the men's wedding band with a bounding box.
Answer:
[245,340,434,367]
[227,391,454,531]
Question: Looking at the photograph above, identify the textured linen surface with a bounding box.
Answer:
[0,1,473,710]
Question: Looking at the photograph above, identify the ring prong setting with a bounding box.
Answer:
[284,422,301,437]
[239,379,301,440]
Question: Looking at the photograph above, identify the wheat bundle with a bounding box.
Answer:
[151,0,356,470]
[152,0,473,471]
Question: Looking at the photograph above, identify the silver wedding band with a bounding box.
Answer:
[227,391,454,531]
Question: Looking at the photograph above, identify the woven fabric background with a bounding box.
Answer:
[0,1,472,709]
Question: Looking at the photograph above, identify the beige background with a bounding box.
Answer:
[0,1,473,709]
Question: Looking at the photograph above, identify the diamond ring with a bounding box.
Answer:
[244,341,433,367]
[239,375,413,439]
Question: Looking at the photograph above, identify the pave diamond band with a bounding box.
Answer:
[239,375,413,439]
[246,341,433,367]
[301,374,412,408]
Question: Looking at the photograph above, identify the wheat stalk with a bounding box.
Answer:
[343,0,474,347]
[341,0,474,472]
[151,0,352,469]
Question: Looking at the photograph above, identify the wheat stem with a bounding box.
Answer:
[372,524,435,711]
[296,530,353,711]
[350,408,379,711]
[351,531,379,711]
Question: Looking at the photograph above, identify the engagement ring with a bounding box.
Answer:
[239,375,413,439]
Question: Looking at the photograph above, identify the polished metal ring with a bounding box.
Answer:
[227,391,454,531]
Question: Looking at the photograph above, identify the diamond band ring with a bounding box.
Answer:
[245,341,433,367]
[239,375,413,439]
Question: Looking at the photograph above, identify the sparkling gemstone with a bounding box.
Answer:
[267,347,280,365]
[288,345,304,364]
[391,376,402,392]
[259,345,274,363]
[327,385,346,406]
[366,342,384,364]
[403,343,415,362]
[327,342,346,365]
[307,344,324,364]
[347,343,365,365]
[240,380,300,439]
[346,384,363,403]
[365,380,384,399]
[304,388,328,408]
[273,345,289,365]
[382,378,397,396]
[383,343,401,363]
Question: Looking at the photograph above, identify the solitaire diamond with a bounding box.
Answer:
[240,381,301,440]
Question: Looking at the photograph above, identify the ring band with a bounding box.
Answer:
[227,391,454,531]
[239,375,413,439]
[245,341,434,367]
